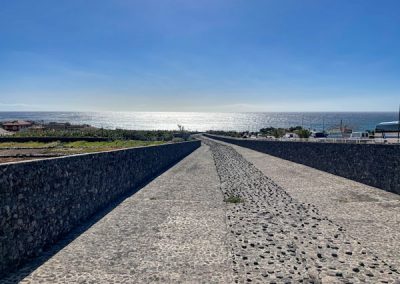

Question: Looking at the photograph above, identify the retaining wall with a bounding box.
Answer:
[0,140,200,276]
[205,134,400,195]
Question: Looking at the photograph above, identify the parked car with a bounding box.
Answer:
[311,131,326,138]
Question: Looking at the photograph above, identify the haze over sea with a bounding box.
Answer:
[0,112,397,132]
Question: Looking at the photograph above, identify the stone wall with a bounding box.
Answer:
[0,140,200,276]
[205,134,400,195]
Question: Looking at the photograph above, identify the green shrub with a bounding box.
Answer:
[295,129,312,138]
[224,195,244,204]
[171,137,184,143]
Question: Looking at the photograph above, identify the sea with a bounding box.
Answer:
[0,111,398,132]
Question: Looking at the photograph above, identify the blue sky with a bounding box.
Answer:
[0,0,399,112]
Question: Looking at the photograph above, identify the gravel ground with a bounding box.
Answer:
[0,157,38,163]
[203,137,399,283]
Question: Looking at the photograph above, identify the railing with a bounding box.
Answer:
[245,137,400,144]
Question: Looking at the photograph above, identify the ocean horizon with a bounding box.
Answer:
[0,111,397,132]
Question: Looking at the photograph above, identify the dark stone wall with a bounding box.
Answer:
[0,140,200,276]
[205,134,400,195]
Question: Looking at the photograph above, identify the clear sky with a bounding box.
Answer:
[0,0,399,112]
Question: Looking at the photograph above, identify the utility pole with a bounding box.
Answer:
[398,104,400,144]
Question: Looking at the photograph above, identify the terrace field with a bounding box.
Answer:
[0,140,166,163]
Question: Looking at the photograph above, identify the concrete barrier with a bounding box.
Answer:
[0,140,200,276]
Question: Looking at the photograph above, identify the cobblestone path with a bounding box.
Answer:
[204,138,399,283]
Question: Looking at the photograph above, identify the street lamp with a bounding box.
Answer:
[398,104,400,144]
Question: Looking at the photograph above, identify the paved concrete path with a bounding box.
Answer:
[2,145,233,284]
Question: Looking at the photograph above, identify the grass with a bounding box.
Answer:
[49,140,165,154]
[62,140,164,149]
[224,195,244,204]
[0,140,166,154]
[14,128,181,141]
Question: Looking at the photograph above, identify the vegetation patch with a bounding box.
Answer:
[62,140,164,149]
[0,141,167,164]
[14,128,194,141]
[45,140,165,154]
[224,195,244,204]
[207,126,312,139]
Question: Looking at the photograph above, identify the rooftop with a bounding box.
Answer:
[2,120,33,126]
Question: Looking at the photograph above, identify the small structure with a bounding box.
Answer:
[0,127,13,136]
[2,120,33,132]
[349,132,370,140]
[284,132,299,139]
[327,127,352,139]
[375,121,400,139]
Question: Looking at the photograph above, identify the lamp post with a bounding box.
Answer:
[398,104,400,144]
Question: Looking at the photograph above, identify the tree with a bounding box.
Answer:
[177,124,185,132]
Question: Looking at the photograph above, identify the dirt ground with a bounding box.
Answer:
[0,157,38,163]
